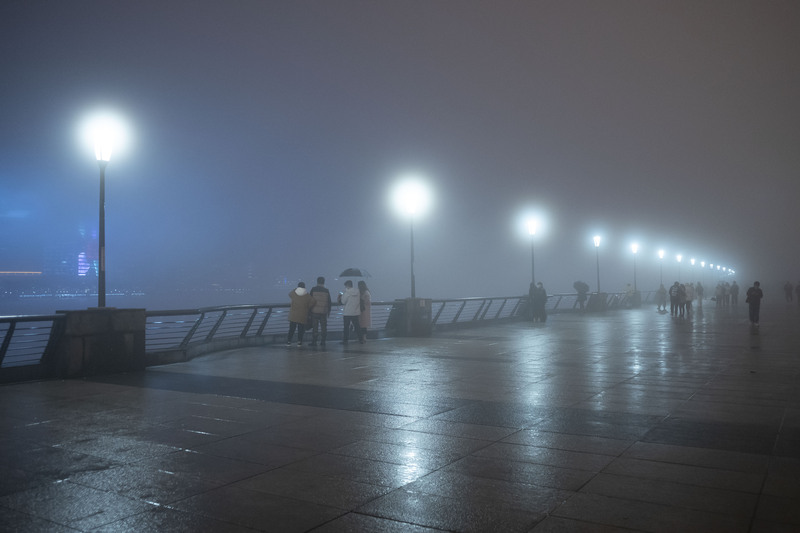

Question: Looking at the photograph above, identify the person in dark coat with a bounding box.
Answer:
[746,281,764,326]
[531,282,548,323]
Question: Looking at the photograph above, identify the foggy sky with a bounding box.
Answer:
[2,1,799,306]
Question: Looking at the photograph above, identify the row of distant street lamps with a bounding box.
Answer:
[527,221,734,294]
[83,111,734,307]
[588,234,735,294]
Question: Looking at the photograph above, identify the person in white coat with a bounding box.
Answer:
[338,280,361,344]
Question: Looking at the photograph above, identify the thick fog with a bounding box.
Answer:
[2,1,799,313]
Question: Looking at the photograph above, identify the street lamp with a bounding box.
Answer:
[658,249,665,285]
[700,261,705,288]
[593,235,601,293]
[527,218,538,286]
[676,254,682,282]
[82,111,128,308]
[391,178,432,299]
[631,243,639,292]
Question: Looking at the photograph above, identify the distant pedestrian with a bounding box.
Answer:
[685,283,695,315]
[730,281,739,305]
[784,281,794,302]
[531,282,548,323]
[358,280,371,343]
[287,281,313,346]
[656,284,667,312]
[696,282,704,306]
[574,281,589,312]
[746,281,764,326]
[678,283,687,317]
[338,280,361,344]
[309,277,331,348]
[668,282,680,316]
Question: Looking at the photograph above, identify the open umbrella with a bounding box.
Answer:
[339,268,371,278]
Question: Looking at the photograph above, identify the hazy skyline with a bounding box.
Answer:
[2,1,799,310]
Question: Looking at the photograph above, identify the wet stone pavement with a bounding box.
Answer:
[1,301,799,532]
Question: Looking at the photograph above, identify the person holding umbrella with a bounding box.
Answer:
[338,280,362,344]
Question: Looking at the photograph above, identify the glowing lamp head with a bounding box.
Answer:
[691,258,696,266]
[658,249,664,260]
[593,235,601,248]
[526,219,539,236]
[677,254,682,263]
[81,110,129,164]
[631,243,639,254]
[391,178,432,218]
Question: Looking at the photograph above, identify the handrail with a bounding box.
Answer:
[0,291,655,381]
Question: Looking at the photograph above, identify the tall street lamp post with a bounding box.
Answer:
[631,242,639,292]
[658,249,665,286]
[527,219,538,286]
[94,134,112,308]
[593,236,601,293]
[676,254,682,282]
[391,179,432,299]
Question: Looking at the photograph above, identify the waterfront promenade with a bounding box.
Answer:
[0,301,798,532]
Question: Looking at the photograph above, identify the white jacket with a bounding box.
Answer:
[340,287,361,316]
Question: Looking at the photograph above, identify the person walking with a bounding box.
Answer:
[309,276,331,348]
[746,281,764,327]
[358,280,371,344]
[287,281,313,346]
[338,280,361,344]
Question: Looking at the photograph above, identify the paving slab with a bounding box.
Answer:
[0,301,798,531]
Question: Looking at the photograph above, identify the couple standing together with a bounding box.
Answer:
[288,277,371,346]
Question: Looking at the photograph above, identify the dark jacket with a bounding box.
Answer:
[309,285,331,316]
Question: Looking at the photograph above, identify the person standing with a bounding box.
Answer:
[309,276,331,348]
[338,280,361,344]
[287,281,313,346]
[358,280,371,344]
[696,282,704,306]
[668,281,680,316]
[730,281,739,305]
[746,281,764,327]
[531,282,548,323]
[685,283,695,315]
[656,283,667,312]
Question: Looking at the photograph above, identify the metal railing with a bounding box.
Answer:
[1,291,654,381]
